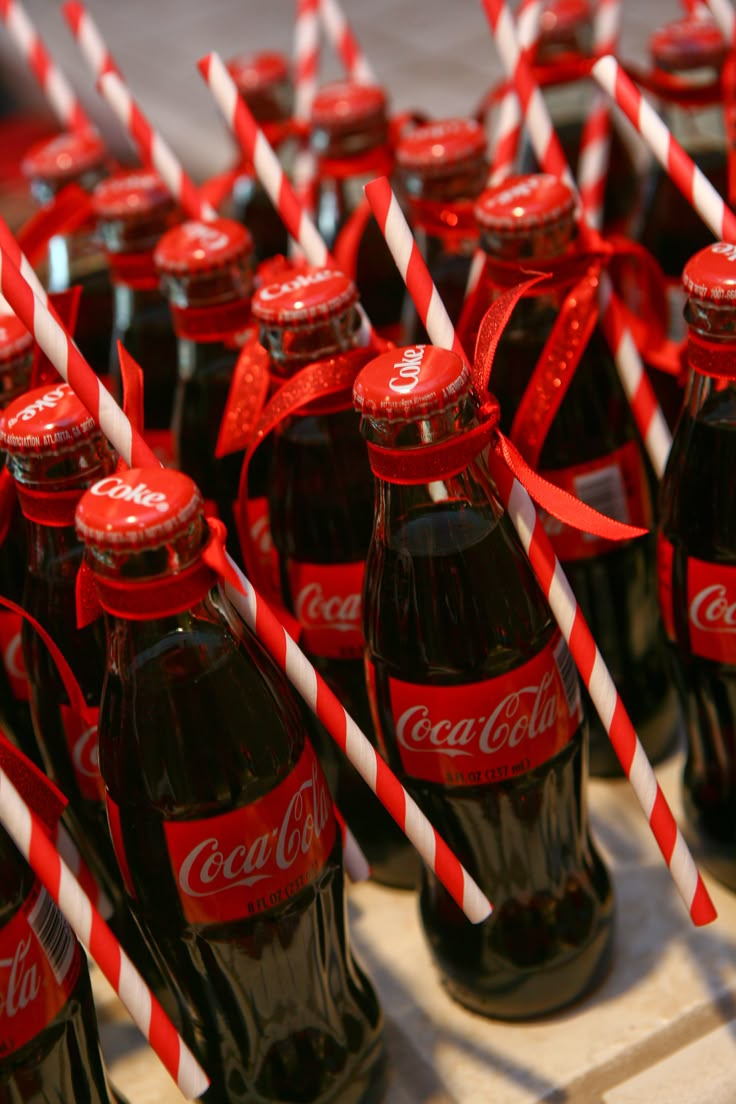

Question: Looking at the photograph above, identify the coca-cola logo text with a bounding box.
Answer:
[690,583,736,634]
[295,582,361,630]
[0,937,40,1020]
[3,632,24,682]
[259,268,339,301]
[483,177,539,211]
[177,760,332,899]
[396,672,559,757]
[11,385,68,424]
[179,222,230,253]
[250,514,273,556]
[388,345,426,394]
[71,723,99,780]
[90,476,169,513]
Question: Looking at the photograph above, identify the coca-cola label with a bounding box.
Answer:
[0,612,29,702]
[538,440,652,562]
[59,706,105,803]
[245,496,280,598]
[379,632,581,785]
[288,560,365,659]
[656,533,676,642]
[163,742,336,924]
[687,556,736,664]
[0,883,80,1058]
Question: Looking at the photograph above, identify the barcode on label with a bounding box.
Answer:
[553,635,581,720]
[27,888,77,985]
[573,464,629,539]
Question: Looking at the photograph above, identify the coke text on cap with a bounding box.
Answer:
[92,170,173,221]
[1,383,98,456]
[21,130,106,183]
[252,267,358,325]
[154,218,253,275]
[227,51,290,93]
[75,467,203,550]
[353,344,470,421]
[311,82,386,130]
[0,314,33,364]
[683,243,736,303]
[396,118,486,172]
[475,174,575,233]
[650,15,726,72]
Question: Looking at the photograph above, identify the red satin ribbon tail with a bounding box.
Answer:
[495,433,648,542]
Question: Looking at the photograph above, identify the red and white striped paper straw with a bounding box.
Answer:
[292,0,321,217]
[53,820,114,920]
[577,0,621,230]
[0,219,489,926]
[364,172,717,928]
[705,0,736,43]
[0,765,208,1099]
[592,55,736,243]
[481,0,672,480]
[0,0,93,133]
[319,0,377,84]
[97,71,216,223]
[62,1,118,81]
[487,0,543,187]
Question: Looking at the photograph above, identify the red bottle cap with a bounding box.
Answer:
[1,382,98,457]
[353,344,471,422]
[227,51,290,94]
[75,467,203,552]
[21,129,106,183]
[539,0,591,40]
[153,218,253,275]
[650,15,726,72]
[395,118,486,174]
[311,81,387,134]
[0,314,33,364]
[474,174,575,232]
[252,266,358,325]
[91,169,174,222]
[682,242,736,302]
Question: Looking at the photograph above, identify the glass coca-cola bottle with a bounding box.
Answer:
[249,264,418,887]
[91,168,181,463]
[226,51,292,262]
[75,465,386,1102]
[21,130,114,379]
[658,242,736,891]
[356,343,614,1018]
[310,80,406,336]
[0,818,121,1103]
[394,118,487,340]
[0,314,36,762]
[637,13,728,345]
[462,173,679,776]
[0,381,174,1018]
[154,218,256,543]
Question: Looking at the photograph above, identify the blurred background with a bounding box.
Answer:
[0,0,673,182]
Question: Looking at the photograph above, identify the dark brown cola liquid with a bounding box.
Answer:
[659,393,736,890]
[99,592,385,1103]
[269,406,419,889]
[364,498,614,1018]
[0,829,119,1104]
[490,303,679,776]
[109,287,179,432]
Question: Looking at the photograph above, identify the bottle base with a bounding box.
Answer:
[434,909,615,1021]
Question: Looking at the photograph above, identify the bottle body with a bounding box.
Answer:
[109,284,179,440]
[658,370,736,890]
[363,466,614,1017]
[0,824,119,1104]
[98,587,385,1102]
[268,402,419,887]
[46,226,114,381]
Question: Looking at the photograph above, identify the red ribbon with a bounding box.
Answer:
[368,277,647,545]
[16,486,84,527]
[16,183,94,268]
[0,730,67,835]
[170,298,254,344]
[687,331,736,380]
[107,250,160,291]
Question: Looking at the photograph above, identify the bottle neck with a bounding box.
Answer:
[684,299,736,415]
[46,227,109,295]
[398,157,487,253]
[260,304,363,377]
